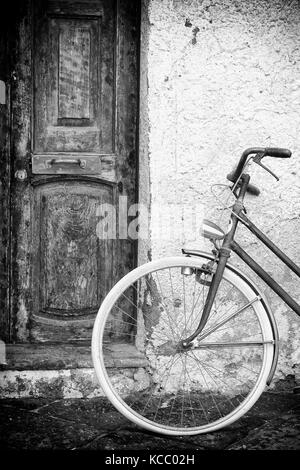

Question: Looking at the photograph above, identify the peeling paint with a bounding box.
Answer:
[0,81,5,105]
[15,298,29,341]
[191,26,200,45]
[0,369,103,399]
[0,339,6,364]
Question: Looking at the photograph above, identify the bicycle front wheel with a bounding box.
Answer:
[92,256,275,435]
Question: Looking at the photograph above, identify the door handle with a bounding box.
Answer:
[32,154,102,175]
[46,158,86,169]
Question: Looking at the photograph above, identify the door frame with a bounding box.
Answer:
[0,4,16,344]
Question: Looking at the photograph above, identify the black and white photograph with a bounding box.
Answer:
[0,0,299,458]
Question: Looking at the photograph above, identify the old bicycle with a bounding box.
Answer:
[92,147,300,436]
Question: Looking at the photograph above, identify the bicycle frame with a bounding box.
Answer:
[182,173,300,347]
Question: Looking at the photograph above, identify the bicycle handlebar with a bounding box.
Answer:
[227,147,292,191]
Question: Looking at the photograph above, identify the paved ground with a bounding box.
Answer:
[0,388,299,456]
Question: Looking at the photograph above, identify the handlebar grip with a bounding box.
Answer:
[228,146,292,185]
[264,148,292,158]
[226,146,292,196]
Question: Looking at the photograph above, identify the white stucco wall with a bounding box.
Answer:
[139,0,300,383]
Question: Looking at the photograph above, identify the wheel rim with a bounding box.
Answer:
[93,257,274,435]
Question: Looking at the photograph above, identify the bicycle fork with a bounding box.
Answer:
[180,246,231,349]
[180,175,250,349]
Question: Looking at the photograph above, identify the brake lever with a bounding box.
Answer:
[253,153,279,181]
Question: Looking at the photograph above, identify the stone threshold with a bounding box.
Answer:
[1,342,148,371]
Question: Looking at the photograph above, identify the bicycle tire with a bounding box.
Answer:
[92,255,275,435]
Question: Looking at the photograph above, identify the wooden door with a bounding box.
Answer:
[8,0,139,343]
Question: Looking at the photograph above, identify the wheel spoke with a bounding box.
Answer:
[194,340,273,348]
[197,296,261,342]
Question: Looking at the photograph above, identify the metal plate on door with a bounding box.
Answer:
[32,154,101,175]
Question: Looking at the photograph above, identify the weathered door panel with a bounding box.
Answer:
[34,0,115,154]
[9,0,139,343]
[31,178,115,342]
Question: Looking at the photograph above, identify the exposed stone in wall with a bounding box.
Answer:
[141,0,300,381]
[0,367,149,398]
[0,369,101,399]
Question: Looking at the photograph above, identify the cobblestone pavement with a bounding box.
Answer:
[0,390,299,453]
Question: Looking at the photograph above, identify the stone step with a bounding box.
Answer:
[0,342,147,399]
